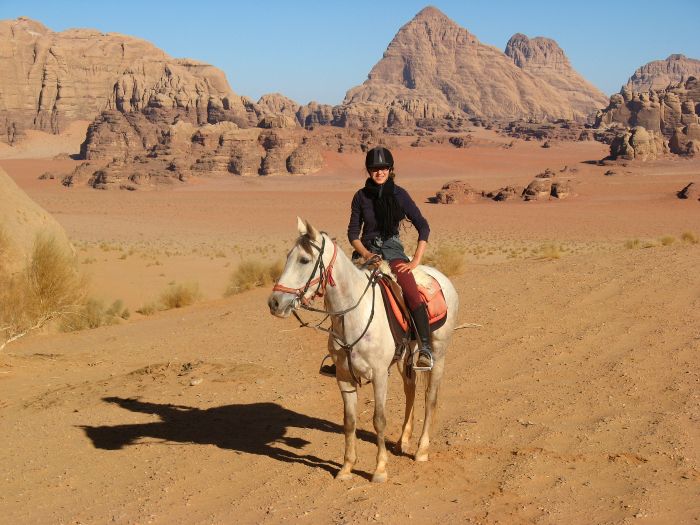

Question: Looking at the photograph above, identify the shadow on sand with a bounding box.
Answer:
[81,397,376,477]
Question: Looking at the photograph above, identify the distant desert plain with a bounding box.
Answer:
[1,7,700,525]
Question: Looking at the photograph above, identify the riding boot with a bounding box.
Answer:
[411,303,433,371]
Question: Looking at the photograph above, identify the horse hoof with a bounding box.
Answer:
[335,470,353,481]
[371,471,388,483]
[414,452,429,462]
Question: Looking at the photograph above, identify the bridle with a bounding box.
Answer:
[271,234,381,385]
[272,235,339,306]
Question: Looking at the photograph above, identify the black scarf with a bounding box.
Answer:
[362,177,405,239]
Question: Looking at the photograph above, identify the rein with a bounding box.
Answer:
[272,237,381,385]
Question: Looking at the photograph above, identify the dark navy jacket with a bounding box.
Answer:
[347,184,430,248]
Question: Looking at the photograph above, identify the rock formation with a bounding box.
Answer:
[608,126,667,161]
[435,181,482,204]
[677,182,698,200]
[336,7,603,131]
[504,33,608,117]
[0,17,255,144]
[0,166,73,273]
[626,54,700,92]
[596,76,700,156]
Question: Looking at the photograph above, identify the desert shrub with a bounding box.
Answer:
[422,244,465,276]
[681,231,698,244]
[60,298,122,331]
[624,239,641,249]
[535,243,562,260]
[1,233,87,350]
[136,303,157,316]
[660,236,676,246]
[225,258,284,296]
[160,282,200,309]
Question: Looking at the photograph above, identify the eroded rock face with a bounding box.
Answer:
[0,17,254,144]
[73,115,328,187]
[609,126,667,161]
[596,77,700,156]
[338,7,603,131]
[522,178,553,201]
[504,33,608,118]
[626,54,700,92]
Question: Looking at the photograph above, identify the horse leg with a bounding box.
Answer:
[371,372,389,483]
[415,356,444,462]
[336,379,358,480]
[397,362,416,455]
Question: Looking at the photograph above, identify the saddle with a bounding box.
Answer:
[376,268,448,347]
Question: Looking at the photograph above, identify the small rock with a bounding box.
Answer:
[190,377,203,386]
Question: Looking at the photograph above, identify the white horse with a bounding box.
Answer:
[267,218,459,483]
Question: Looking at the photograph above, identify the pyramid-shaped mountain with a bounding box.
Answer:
[338,7,606,127]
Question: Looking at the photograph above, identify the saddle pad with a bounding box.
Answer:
[378,275,448,334]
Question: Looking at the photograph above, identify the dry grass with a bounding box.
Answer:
[1,232,88,350]
[422,244,465,276]
[160,282,200,309]
[535,243,562,260]
[625,239,641,249]
[681,231,698,244]
[659,236,676,246]
[136,302,157,316]
[225,258,284,296]
[60,298,126,331]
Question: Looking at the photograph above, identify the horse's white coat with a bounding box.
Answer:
[268,219,459,483]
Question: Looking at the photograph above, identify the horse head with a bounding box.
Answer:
[267,217,335,318]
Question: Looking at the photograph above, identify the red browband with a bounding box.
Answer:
[272,241,338,302]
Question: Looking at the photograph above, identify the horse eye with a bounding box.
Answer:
[299,256,311,264]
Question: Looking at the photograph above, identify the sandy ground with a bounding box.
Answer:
[0,129,699,524]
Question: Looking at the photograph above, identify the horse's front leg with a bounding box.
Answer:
[336,378,358,480]
[371,371,389,483]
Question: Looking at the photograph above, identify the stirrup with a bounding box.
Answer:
[413,350,433,372]
[319,355,336,377]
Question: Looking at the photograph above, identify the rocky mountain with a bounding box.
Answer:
[596,77,700,156]
[625,54,700,92]
[0,17,255,144]
[504,33,608,117]
[336,7,604,129]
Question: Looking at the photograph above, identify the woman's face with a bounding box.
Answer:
[369,167,390,185]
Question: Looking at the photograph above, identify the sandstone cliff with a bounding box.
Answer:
[504,33,608,117]
[0,17,254,144]
[337,7,603,130]
[596,77,700,156]
[625,54,700,92]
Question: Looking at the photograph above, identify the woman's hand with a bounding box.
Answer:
[394,260,418,273]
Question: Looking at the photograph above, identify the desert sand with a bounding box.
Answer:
[0,129,698,524]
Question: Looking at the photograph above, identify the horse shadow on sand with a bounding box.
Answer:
[81,397,377,478]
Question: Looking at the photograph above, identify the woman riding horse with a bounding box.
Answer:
[323,146,434,374]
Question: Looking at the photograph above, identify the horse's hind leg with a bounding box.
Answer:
[397,362,416,455]
[336,379,358,480]
[370,372,390,483]
[415,354,445,462]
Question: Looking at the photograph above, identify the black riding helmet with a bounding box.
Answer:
[365,146,394,170]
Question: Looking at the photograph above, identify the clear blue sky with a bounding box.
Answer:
[2,0,699,105]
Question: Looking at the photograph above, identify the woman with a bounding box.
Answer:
[343,145,433,372]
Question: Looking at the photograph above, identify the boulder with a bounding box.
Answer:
[522,178,552,201]
[677,182,699,200]
[435,180,481,204]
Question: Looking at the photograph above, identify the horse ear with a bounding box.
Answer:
[297,216,307,235]
[306,221,321,241]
